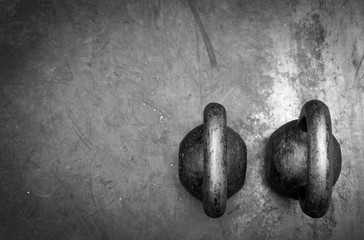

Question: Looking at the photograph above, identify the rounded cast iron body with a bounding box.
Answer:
[179,103,247,218]
[266,100,342,218]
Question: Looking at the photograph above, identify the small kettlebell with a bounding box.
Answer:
[179,103,247,218]
[266,100,342,218]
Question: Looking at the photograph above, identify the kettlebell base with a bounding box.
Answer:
[266,120,342,200]
[178,124,247,201]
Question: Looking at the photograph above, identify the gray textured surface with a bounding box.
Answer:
[0,0,363,239]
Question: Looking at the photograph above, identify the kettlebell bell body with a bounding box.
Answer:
[179,103,247,218]
[266,100,342,218]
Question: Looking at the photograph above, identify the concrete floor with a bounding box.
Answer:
[0,0,363,239]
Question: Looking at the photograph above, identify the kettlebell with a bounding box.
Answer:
[179,103,247,218]
[266,100,342,218]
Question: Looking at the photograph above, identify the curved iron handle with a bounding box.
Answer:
[202,103,227,218]
[297,100,334,218]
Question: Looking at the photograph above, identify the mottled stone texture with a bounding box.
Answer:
[0,0,363,239]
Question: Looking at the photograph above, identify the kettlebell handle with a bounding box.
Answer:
[202,103,227,218]
[297,100,334,218]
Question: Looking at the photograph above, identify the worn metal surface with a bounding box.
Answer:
[266,100,342,218]
[0,0,363,239]
[179,103,247,218]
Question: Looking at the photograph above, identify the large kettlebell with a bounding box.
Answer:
[266,100,342,218]
[179,103,247,218]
